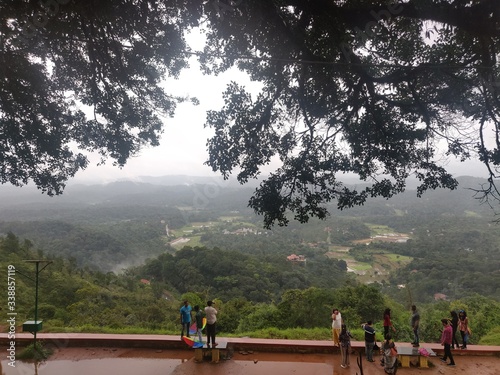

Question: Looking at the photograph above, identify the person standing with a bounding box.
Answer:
[411,305,420,347]
[205,300,218,348]
[458,310,469,349]
[180,300,192,338]
[440,318,456,367]
[339,323,353,369]
[331,308,342,347]
[383,308,396,338]
[193,305,203,342]
[361,320,376,362]
[450,310,460,349]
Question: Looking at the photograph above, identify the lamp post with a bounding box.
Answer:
[22,260,52,352]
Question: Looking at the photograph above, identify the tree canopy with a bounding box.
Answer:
[1,1,499,227]
[1,0,202,193]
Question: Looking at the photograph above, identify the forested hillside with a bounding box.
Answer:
[1,175,500,345]
[139,246,349,303]
[2,231,500,346]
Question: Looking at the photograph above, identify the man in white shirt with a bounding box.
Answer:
[205,300,218,348]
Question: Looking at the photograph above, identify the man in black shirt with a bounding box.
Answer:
[411,305,420,347]
[361,320,376,362]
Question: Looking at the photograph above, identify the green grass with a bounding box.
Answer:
[185,236,202,248]
[478,327,500,345]
[234,327,329,340]
[328,246,351,252]
[365,223,395,236]
[351,263,372,271]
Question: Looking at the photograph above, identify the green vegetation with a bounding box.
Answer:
[2,230,500,346]
[386,254,412,262]
[1,178,500,346]
[365,224,394,236]
[17,342,53,361]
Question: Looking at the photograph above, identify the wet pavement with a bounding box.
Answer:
[2,347,500,375]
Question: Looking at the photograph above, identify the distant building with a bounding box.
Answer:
[434,293,447,301]
[223,228,257,235]
[287,254,306,262]
[140,279,151,285]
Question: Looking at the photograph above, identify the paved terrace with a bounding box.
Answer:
[1,333,499,357]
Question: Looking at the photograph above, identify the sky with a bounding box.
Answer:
[72,60,243,184]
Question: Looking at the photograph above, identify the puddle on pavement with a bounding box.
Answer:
[0,348,337,375]
[1,357,190,375]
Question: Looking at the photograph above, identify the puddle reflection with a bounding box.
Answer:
[1,357,190,375]
[0,349,336,375]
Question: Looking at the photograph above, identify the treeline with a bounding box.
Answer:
[383,216,500,302]
[136,246,349,303]
[0,219,170,272]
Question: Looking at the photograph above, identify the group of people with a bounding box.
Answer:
[439,308,470,369]
[381,306,419,346]
[331,306,471,372]
[450,309,470,349]
[330,307,405,373]
[439,308,470,368]
[180,300,218,348]
[439,309,471,369]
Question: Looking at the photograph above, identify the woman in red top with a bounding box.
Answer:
[383,308,396,338]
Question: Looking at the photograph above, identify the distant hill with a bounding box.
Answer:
[0,174,498,272]
[0,174,497,220]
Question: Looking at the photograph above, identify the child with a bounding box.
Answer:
[339,323,353,368]
[193,305,203,342]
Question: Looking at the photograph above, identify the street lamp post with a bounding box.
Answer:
[22,260,52,352]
